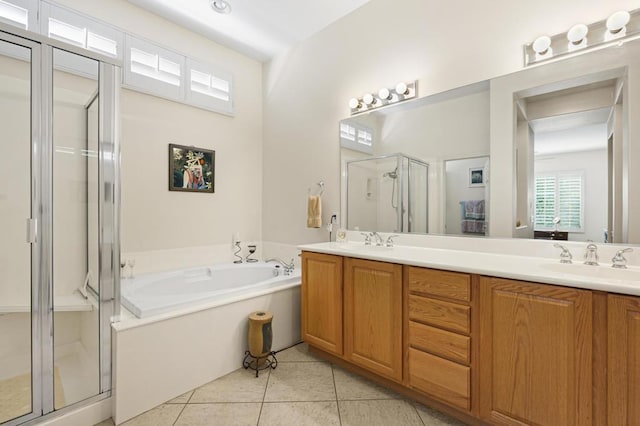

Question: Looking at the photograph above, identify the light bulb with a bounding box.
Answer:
[532,35,551,54]
[607,11,630,34]
[349,98,361,109]
[378,88,392,100]
[567,24,588,44]
[363,93,375,105]
[395,82,409,95]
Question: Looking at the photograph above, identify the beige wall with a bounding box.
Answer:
[54,0,264,254]
[263,0,639,245]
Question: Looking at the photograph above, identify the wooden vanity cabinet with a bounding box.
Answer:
[607,294,640,425]
[479,276,593,426]
[301,252,343,356]
[405,267,476,412]
[344,258,403,382]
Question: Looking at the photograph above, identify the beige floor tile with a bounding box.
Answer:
[121,404,184,426]
[190,368,269,403]
[167,391,193,404]
[175,403,261,426]
[333,366,400,400]
[258,401,340,426]
[414,402,467,425]
[93,419,115,426]
[275,343,324,363]
[339,399,423,426]
[264,362,336,402]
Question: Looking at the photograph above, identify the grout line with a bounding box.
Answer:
[255,367,271,426]
[331,364,342,426]
[172,403,188,426]
[414,403,427,426]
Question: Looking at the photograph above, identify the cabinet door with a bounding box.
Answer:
[608,294,640,425]
[344,258,403,382]
[301,252,343,355]
[479,277,592,426]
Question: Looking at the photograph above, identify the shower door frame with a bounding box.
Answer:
[1,21,121,426]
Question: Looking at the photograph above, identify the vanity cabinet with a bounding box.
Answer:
[344,258,403,382]
[479,276,593,426]
[406,267,475,412]
[301,252,343,355]
[607,294,640,425]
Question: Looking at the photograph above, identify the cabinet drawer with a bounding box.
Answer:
[409,348,470,410]
[408,267,471,302]
[409,295,471,334]
[409,321,470,365]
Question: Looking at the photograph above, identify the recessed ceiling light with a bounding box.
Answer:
[210,0,231,14]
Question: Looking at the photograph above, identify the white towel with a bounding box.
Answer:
[307,195,322,228]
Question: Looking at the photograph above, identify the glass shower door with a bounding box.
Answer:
[51,48,101,410]
[0,36,39,425]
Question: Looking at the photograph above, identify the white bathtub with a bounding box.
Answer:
[121,262,301,318]
[114,261,302,424]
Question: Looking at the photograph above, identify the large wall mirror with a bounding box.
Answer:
[341,82,490,237]
[341,37,640,244]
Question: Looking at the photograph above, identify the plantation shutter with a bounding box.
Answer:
[558,174,582,230]
[535,172,584,232]
[535,175,556,229]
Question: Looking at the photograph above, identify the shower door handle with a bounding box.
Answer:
[26,218,37,243]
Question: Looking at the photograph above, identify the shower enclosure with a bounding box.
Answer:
[0,26,119,425]
[346,154,428,233]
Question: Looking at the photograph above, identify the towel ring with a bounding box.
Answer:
[309,181,324,197]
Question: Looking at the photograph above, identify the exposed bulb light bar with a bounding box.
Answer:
[348,81,417,115]
[524,8,639,66]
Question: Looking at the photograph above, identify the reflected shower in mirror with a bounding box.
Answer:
[341,81,490,236]
[346,154,428,233]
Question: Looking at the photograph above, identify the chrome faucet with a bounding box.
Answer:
[386,235,399,248]
[583,243,599,266]
[553,243,573,264]
[265,258,295,275]
[611,248,634,269]
[370,232,384,246]
[361,232,372,245]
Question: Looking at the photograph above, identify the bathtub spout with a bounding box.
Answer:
[265,258,295,275]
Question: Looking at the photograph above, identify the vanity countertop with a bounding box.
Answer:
[298,242,640,296]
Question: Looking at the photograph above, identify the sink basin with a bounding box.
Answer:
[541,262,640,282]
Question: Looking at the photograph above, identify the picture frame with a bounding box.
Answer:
[169,143,215,193]
[469,167,484,187]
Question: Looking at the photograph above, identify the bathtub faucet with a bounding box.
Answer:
[266,258,295,275]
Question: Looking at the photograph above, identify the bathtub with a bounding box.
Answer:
[121,262,301,318]
[113,261,302,424]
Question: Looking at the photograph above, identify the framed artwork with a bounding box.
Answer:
[469,167,484,187]
[169,144,215,193]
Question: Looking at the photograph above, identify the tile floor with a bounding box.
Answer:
[96,343,465,426]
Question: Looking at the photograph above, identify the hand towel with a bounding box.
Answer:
[307,195,322,228]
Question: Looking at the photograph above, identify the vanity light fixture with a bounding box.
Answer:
[524,8,639,66]
[348,80,417,115]
[210,0,232,14]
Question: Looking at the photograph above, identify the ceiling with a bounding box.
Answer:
[127,0,372,61]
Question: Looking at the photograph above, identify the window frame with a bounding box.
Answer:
[0,0,37,31]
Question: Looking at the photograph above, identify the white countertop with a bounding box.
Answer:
[298,242,640,296]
